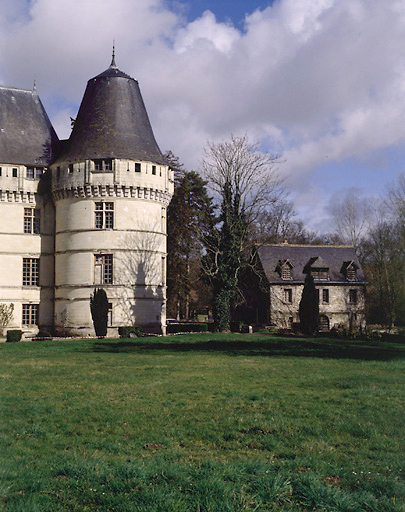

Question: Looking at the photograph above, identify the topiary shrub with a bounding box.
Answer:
[299,274,319,336]
[118,326,143,338]
[90,288,108,337]
[6,330,22,343]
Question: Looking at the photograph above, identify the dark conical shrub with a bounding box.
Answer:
[90,288,108,337]
[299,274,319,336]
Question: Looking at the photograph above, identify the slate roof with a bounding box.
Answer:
[257,244,366,284]
[53,61,166,165]
[0,86,59,166]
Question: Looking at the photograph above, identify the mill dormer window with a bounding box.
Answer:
[311,268,329,280]
[342,261,358,281]
[282,267,292,280]
[276,259,293,280]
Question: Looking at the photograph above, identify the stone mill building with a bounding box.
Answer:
[0,55,174,336]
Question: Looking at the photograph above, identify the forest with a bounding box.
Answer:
[165,136,405,330]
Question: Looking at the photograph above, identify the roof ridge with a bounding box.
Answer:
[0,85,35,94]
[259,243,355,248]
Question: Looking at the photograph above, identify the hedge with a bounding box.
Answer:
[166,323,208,334]
[6,330,22,343]
[118,326,143,338]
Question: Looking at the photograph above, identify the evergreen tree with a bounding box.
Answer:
[90,288,108,337]
[165,152,215,320]
[299,274,319,335]
[210,181,246,330]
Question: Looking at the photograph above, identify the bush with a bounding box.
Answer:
[118,326,143,338]
[90,288,108,337]
[33,330,53,341]
[6,330,22,343]
[166,323,208,334]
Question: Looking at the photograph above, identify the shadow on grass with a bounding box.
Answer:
[89,335,405,361]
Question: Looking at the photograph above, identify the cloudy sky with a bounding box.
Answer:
[1,0,404,231]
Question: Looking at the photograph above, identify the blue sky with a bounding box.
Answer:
[0,0,404,232]
[173,0,274,25]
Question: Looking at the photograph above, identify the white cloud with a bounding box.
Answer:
[0,0,404,231]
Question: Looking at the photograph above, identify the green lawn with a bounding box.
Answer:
[0,334,404,511]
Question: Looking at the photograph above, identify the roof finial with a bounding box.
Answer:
[33,76,37,92]
[110,40,117,68]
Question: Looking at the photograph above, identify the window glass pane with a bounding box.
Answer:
[95,212,103,229]
[105,212,113,229]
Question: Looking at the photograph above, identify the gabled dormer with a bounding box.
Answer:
[304,256,330,280]
[275,259,294,280]
[341,261,359,281]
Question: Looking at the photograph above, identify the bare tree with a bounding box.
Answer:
[252,199,318,244]
[201,134,282,224]
[331,192,371,257]
[201,134,282,330]
[0,303,14,335]
[385,172,405,222]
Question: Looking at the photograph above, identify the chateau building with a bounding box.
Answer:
[256,244,367,331]
[0,55,174,336]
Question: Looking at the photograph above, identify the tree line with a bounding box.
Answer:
[166,136,405,330]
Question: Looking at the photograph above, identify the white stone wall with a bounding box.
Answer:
[0,165,54,335]
[52,157,173,336]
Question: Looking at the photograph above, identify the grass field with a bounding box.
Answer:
[0,333,404,511]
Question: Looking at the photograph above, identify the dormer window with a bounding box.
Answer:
[311,268,329,280]
[282,267,292,280]
[93,159,113,172]
[27,167,44,179]
[276,259,293,280]
[342,261,358,281]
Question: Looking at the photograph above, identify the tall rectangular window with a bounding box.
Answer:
[284,288,292,303]
[152,165,156,175]
[22,304,39,326]
[94,254,113,284]
[23,258,39,286]
[322,289,329,304]
[349,289,357,304]
[24,208,40,234]
[12,168,18,177]
[95,202,114,229]
[135,163,141,172]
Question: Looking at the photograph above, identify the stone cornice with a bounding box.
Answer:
[52,184,172,205]
[0,189,36,203]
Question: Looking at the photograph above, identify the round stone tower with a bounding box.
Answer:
[50,56,174,336]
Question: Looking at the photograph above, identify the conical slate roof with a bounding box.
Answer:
[0,86,59,166]
[54,60,166,165]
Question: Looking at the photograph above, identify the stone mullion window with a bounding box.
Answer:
[22,258,39,286]
[24,208,40,234]
[95,202,114,229]
[22,304,39,326]
[94,254,113,284]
